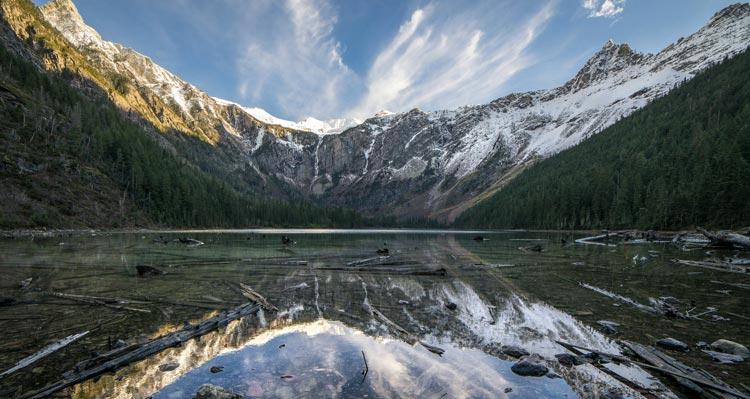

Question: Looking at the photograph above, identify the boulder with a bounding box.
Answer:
[511,354,548,377]
[194,384,242,399]
[555,353,576,366]
[710,339,749,359]
[501,345,530,358]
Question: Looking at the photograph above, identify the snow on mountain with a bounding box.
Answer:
[35,0,750,221]
[213,98,360,135]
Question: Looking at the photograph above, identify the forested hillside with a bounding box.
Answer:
[0,41,367,229]
[458,49,750,230]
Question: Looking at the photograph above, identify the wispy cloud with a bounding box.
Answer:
[350,1,556,117]
[231,0,556,120]
[236,0,358,119]
[582,0,626,18]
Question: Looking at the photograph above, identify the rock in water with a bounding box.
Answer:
[702,350,745,364]
[502,345,530,358]
[158,362,179,372]
[555,353,576,366]
[710,339,750,359]
[136,265,164,277]
[511,354,548,377]
[597,320,621,334]
[656,338,689,351]
[194,384,242,399]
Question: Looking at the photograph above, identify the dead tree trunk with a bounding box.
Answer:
[698,228,750,250]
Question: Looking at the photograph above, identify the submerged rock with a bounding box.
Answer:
[136,265,164,277]
[702,350,745,364]
[710,339,750,359]
[555,353,576,366]
[511,354,548,377]
[502,345,530,358]
[656,338,689,352]
[194,384,242,399]
[158,362,179,372]
[597,320,621,334]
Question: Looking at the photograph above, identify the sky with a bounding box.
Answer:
[33,0,740,121]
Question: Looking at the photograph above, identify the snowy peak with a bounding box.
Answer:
[212,98,361,135]
[40,0,109,51]
[567,40,646,93]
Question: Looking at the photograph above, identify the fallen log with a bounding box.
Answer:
[316,266,446,276]
[18,303,261,399]
[578,282,660,315]
[239,283,278,312]
[622,341,745,399]
[698,228,750,250]
[48,292,151,313]
[347,256,390,267]
[0,331,89,379]
[558,341,747,399]
[554,341,661,399]
[672,259,749,274]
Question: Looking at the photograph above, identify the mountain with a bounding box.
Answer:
[7,0,750,225]
[456,46,750,230]
[0,0,370,228]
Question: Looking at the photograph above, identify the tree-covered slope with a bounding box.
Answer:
[457,49,750,230]
[0,36,366,229]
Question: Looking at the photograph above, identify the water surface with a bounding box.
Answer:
[0,230,748,398]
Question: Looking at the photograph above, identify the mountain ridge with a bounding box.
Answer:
[12,0,750,222]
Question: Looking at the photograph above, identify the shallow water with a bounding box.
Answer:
[0,230,748,398]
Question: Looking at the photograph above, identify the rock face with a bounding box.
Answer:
[710,339,750,359]
[35,1,750,221]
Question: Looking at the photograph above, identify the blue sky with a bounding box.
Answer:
[34,0,739,120]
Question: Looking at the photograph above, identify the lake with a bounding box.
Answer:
[0,230,748,398]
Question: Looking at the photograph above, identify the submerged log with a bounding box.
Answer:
[698,228,750,250]
[559,341,747,399]
[18,303,261,399]
[672,259,750,274]
[239,283,278,312]
[0,331,89,379]
[622,341,745,399]
[578,282,661,315]
[49,292,151,313]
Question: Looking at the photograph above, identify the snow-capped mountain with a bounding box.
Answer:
[35,0,750,221]
[212,98,360,135]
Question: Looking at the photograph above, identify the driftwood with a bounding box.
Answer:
[622,341,745,399]
[49,292,151,313]
[2,333,79,369]
[578,283,660,315]
[554,341,661,399]
[558,341,747,399]
[18,302,261,399]
[0,331,89,379]
[239,283,278,311]
[364,303,444,356]
[672,259,750,274]
[699,228,750,250]
[317,266,446,276]
[347,256,390,267]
